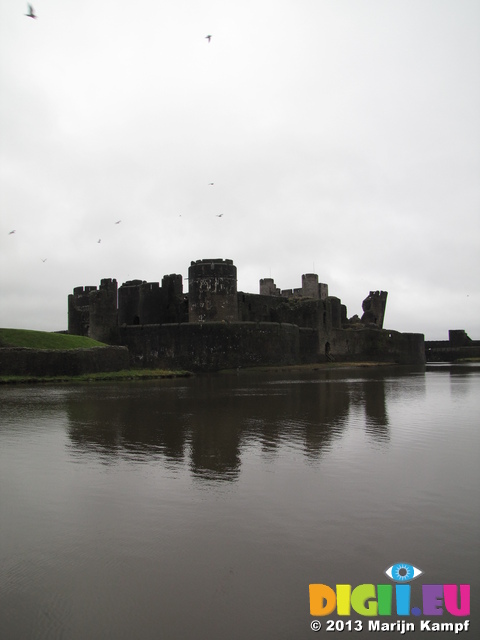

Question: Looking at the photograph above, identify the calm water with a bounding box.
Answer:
[0,365,478,639]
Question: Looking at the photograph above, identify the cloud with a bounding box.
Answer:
[1,0,479,339]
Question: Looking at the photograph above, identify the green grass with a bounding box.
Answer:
[0,328,106,350]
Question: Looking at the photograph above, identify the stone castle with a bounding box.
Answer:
[68,258,425,370]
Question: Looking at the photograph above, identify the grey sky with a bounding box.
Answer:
[1,0,479,339]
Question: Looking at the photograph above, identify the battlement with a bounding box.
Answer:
[73,285,97,296]
[367,290,388,300]
[260,273,328,300]
[191,258,234,266]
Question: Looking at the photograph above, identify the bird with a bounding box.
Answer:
[97,239,102,243]
[215,214,223,217]
[208,182,214,186]
[25,4,36,18]
[114,220,121,224]
[205,35,212,42]
[8,230,16,235]
[41,258,47,263]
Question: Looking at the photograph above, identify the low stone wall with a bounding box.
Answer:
[0,346,130,377]
[425,345,480,362]
[118,322,303,371]
[326,328,425,365]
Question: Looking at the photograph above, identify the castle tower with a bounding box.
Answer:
[301,273,319,299]
[118,280,145,325]
[68,285,97,336]
[361,291,388,328]
[89,278,118,342]
[259,278,279,296]
[188,258,238,322]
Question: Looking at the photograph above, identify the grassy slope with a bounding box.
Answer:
[0,328,192,382]
[0,328,107,350]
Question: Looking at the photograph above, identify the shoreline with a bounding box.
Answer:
[0,361,420,385]
[0,369,193,385]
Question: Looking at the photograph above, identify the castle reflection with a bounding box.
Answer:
[66,368,425,481]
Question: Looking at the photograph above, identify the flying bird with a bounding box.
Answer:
[114,220,121,224]
[215,214,223,217]
[208,183,214,186]
[97,239,102,243]
[205,35,212,42]
[41,258,47,263]
[8,230,16,235]
[25,4,36,18]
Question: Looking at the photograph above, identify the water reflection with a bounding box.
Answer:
[65,368,425,481]
[2,366,479,640]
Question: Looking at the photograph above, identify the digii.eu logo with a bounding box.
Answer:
[309,562,470,634]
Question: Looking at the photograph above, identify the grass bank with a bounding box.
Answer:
[0,328,192,383]
[0,328,106,350]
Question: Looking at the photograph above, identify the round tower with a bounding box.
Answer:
[188,259,238,322]
[89,278,118,342]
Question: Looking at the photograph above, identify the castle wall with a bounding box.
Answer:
[0,346,129,377]
[117,276,186,326]
[425,330,480,362]
[117,322,301,371]
[238,293,323,329]
[324,328,425,365]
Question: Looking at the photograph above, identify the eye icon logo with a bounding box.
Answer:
[384,563,423,582]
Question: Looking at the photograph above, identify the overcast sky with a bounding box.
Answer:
[1,0,479,340]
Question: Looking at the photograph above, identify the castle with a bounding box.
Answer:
[68,258,425,371]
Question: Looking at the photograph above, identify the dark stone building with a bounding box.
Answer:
[68,257,425,371]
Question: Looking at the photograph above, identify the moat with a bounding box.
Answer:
[0,365,478,639]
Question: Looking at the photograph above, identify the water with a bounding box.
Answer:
[0,365,478,639]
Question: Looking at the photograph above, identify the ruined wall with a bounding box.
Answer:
[361,291,388,328]
[188,259,238,322]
